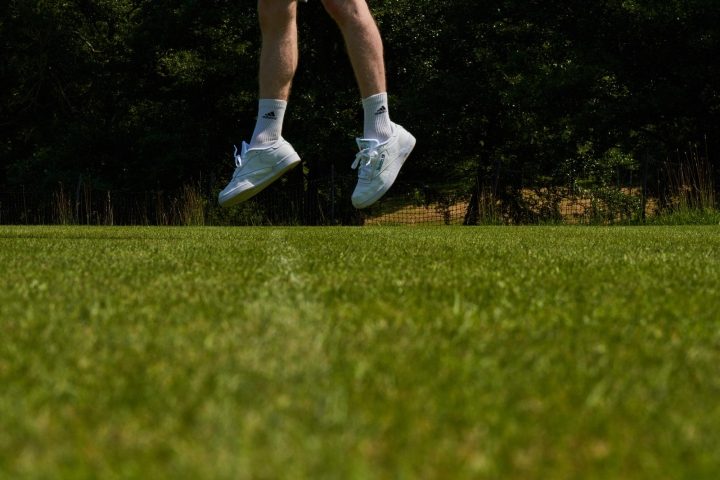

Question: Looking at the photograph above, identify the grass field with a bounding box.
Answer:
[1,225,719,479]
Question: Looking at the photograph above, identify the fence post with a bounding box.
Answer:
[22,184,28,223]
[330,163,336,225]
[641,151,648,222]
[463,174,479,226]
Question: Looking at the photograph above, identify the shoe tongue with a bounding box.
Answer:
[356,138,380,151]
[241,141,250,157]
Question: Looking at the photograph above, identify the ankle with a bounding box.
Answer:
[250,99,287,149]
[362,93,393,143]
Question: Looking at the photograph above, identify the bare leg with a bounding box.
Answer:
[321,0,386,98]
[258,0,299,100]
[219,1,302,207]
[321,0,414,209]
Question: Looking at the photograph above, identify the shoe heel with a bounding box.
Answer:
[274,153,301,173]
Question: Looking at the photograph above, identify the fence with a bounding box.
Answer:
[0,179,666,227]
[0,159,715,226]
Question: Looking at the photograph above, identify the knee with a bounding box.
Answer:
[321,0,362,27]
[258,0,296,32]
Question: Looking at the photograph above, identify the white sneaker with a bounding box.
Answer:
[218,138,301,207]
[351,124,416,209]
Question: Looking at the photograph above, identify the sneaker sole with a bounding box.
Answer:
[353,134,416,209]
[218,153,301,207]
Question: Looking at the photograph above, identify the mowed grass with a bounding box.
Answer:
[1,226,719,479]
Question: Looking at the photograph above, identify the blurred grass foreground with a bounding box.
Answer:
[1,225,720,478]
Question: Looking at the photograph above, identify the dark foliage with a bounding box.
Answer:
[2,0,719,209]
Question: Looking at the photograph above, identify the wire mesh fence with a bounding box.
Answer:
[0,179,658,226]
[0,158,715,226]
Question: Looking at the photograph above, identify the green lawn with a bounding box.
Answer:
[1,226,719,479]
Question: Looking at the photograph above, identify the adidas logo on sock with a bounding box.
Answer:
[262,111,277,120]
[374,106,387,116]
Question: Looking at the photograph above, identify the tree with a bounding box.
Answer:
[2,0,719,221]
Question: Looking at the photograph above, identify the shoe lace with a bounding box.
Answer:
[351,148,380,180]
[231,145,244,179]
[233,145,243,169]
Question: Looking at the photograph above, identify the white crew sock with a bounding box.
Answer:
[249,99,287,149]
[362,93,394,143]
